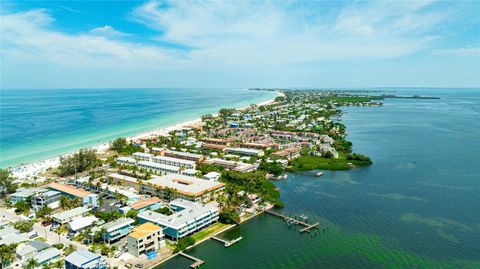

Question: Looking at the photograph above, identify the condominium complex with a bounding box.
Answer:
[138,199,219,240]
[141,174,224,203]
[163,149,204,162]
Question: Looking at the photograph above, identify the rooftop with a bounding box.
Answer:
[49,182,90,198]
[65,250,100,268]
[138,199,218,229]
[130,197,161,210]
[148,174,224,197]
[52,206,89,221]
[102,217,134,232]
[128,222,161,239]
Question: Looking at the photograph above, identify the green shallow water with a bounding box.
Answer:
[158,88,480,269]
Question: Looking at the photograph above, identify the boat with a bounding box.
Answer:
[315,172,324,177]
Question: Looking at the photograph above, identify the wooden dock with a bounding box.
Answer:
[179,252,205,268]
[265,210,320,233]
[211,236,243,247]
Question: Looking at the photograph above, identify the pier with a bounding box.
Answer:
[179,252,205,268]
[211,236,243,247]
[265,210,320,233]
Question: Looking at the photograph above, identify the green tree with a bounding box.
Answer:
[14,221,34,233]
[173,236,196,253]
[0,169,16,199]
[111,138,127,152]
[0,243,17,268]
[25,258,40,269]
[219,208,240,224]
[64,245,76,256]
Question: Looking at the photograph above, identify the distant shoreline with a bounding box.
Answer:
[6,90,283,179]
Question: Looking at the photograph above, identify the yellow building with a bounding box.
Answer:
[127,222,165,257]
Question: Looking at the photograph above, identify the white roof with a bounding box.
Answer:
[68,216,98,232]
[152,155,195,166]
[148,174,224,196]
[138,161,180,172]
[226,147,262,154]
[107,173,138,183]
[117,157,137,163]
[132,152,153,158]
[33,247,61,263]
[102,218,134,233]
[165,149,203,159]
[52,207,89,222]
[138,199,218,229]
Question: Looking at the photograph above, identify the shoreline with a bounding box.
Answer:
[149,207,270,269]
[7,91,283,179]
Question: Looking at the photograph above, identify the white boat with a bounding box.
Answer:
[315,172,324,177]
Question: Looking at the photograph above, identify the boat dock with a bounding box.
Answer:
[179,252,205,268]
[211,236,243,247]
[265,210,320,233]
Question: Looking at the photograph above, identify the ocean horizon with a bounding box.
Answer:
[0,88,277,168]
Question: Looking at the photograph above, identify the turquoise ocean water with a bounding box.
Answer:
[157,88,480,269]
[0,88,277,168]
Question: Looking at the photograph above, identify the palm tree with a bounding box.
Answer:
[25,258,40,269]
[0,243,17,269]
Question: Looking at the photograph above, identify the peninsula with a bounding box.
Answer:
[0,89,379,269]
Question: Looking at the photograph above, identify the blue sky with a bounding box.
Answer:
[1,0,479,89]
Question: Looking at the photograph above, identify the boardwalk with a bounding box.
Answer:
[265,209,320,233]
[179,252,205,268]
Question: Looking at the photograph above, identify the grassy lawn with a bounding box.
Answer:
[290,155,372,171]
[191,222,229,242]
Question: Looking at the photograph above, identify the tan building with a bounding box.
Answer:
[127,222,164,257]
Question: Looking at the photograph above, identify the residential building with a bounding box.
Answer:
[152,155,196,169]
[65,250,106,269]
[225,147,264,157]
[127,222,164,257]
[129,197,162,212]
[48,182,98,207]
[141,174,224,203]
[202,172,221,182]
[102,218,135,244]
[16,240,50,261]
[138,199,219,240]
[163,150,204,162]
[33,247,61,265]
[132,152,153,162]
[52,207,89,225]
[67,216,98,233]
[116,157,137,165]
[138,161,180,175]
[31,190,61,211]
[9,188,38,204]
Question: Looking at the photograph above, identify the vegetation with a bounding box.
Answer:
[0,243,17,268]
[219,208,240,224]
[197,163,224,174]
[258,161,284,176]
[154,206,174,216]
[173,236,196,253]
[14,198,31,215]
[64,244,76,256]
[36,205,53,219]
[94,210,122,222]
[0,169,17,199]
[346,153,373,165]
[191,223,227,242]
[290,154,372,171]
[57,149,98,176]
[60,196,82,210]
[111,138,144,154]
[14,221,34,233]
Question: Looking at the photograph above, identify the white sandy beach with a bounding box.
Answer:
[9,91,284,181]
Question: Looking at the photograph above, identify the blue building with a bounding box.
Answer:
[102,217,134,244]
[137,199,219,240]
[65,250,106,269]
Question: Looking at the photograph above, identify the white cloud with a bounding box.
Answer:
[88,25,131,38]
[0,9,179,68]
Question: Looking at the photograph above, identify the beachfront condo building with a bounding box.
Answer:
[101,217,135,244]
[137,199,219,240]
[163,149,204,162]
